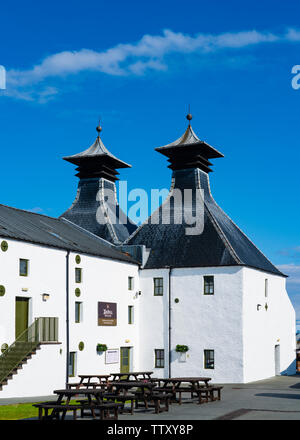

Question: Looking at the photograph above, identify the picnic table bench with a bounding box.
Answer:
[33,388,119,420]
[67,374,110,389]
[150,377,213,404]
[107,380,166,414]
[109,371,153,381]
[33,401,121,420]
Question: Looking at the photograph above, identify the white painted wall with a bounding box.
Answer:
[139,267,245,383]
[242,267,296,382]
[0,235,296,397]
[138,269,170,378]
[139,266,296,383]
[0,238,140,398]
[0,238,67,398]
[170,267,244,383]
[67,253,140,383]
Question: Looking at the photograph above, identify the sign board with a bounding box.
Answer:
[105,348,119,364]
[98,302,117,326]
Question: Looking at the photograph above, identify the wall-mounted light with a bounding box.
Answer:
[42,293,50,302]
[257,304,262,311]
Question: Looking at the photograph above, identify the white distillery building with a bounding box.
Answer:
[0,116,296,398]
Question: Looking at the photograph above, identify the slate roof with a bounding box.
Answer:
[0,204,138,265]
[126,125,285,277]
[61,178,137,245]
[156,124,224,159]
[63,133,131,169]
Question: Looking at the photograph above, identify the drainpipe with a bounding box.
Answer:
[168,267,173,378]
[65,250,70,387]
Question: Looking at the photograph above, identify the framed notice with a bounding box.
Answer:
[98,302,117,326]
[105,348,119,365]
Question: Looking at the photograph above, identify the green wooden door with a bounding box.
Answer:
[120,347,130,373]
[15,297,29,339]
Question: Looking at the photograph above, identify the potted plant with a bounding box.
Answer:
[96,343,108,354]
[175,344,189,362]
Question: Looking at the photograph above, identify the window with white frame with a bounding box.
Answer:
[153,277,163,296]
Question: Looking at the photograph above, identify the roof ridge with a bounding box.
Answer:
[193,170,241,264]
[207,195,285,276]
[0,203,56,221]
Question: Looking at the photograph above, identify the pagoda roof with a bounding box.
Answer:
[156,124,224,159]
[63,132,131,169]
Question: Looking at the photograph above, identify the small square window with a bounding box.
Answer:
[204,349,214,369]
[128,277,134,290]
[155,349,164,368]
[128,305,134,324]
[19,259,29,277]
[203,276,214,295]
[75,302,82,323]
[75,268,82,283]
[154,278,163,296]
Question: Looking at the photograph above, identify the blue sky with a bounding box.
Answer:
[0,0,300,319]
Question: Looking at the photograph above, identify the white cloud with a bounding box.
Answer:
[4,27,300,102]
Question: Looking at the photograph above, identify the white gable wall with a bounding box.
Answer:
[139,266,244,383]
[242,267,296,382]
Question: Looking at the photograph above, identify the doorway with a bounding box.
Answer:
[15,297,29,339]
[120,347,131,373]
[275,344,280,376]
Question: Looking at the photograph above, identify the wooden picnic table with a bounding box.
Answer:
[67,374,110,389]
[109,371,153,381]
[150,377,212,404]
[107,380,155,397]
[54,388,105,404]
[41,388,106,419]
[151,377,211,388]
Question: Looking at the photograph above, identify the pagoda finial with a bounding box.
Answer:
[96,119,102,136]
[186,105,192,125]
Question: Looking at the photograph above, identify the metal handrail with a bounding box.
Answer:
[0,317,58,384]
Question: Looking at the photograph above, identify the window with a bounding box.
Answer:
[203,276,214,295]
[128,306,134,324]
[265,279,268,298]
[19,259,29,277]
[154,277,163,296]
[128,277,134,290]
[155,349,165,368]
[68,352,77,377]
[75,302,82,323]
[204,350,214,369]
[75,268,82,283]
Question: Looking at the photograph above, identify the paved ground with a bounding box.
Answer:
[1,375,300,420]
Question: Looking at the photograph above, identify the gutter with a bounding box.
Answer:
[168,267,173,378]
[65,250,70,387]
